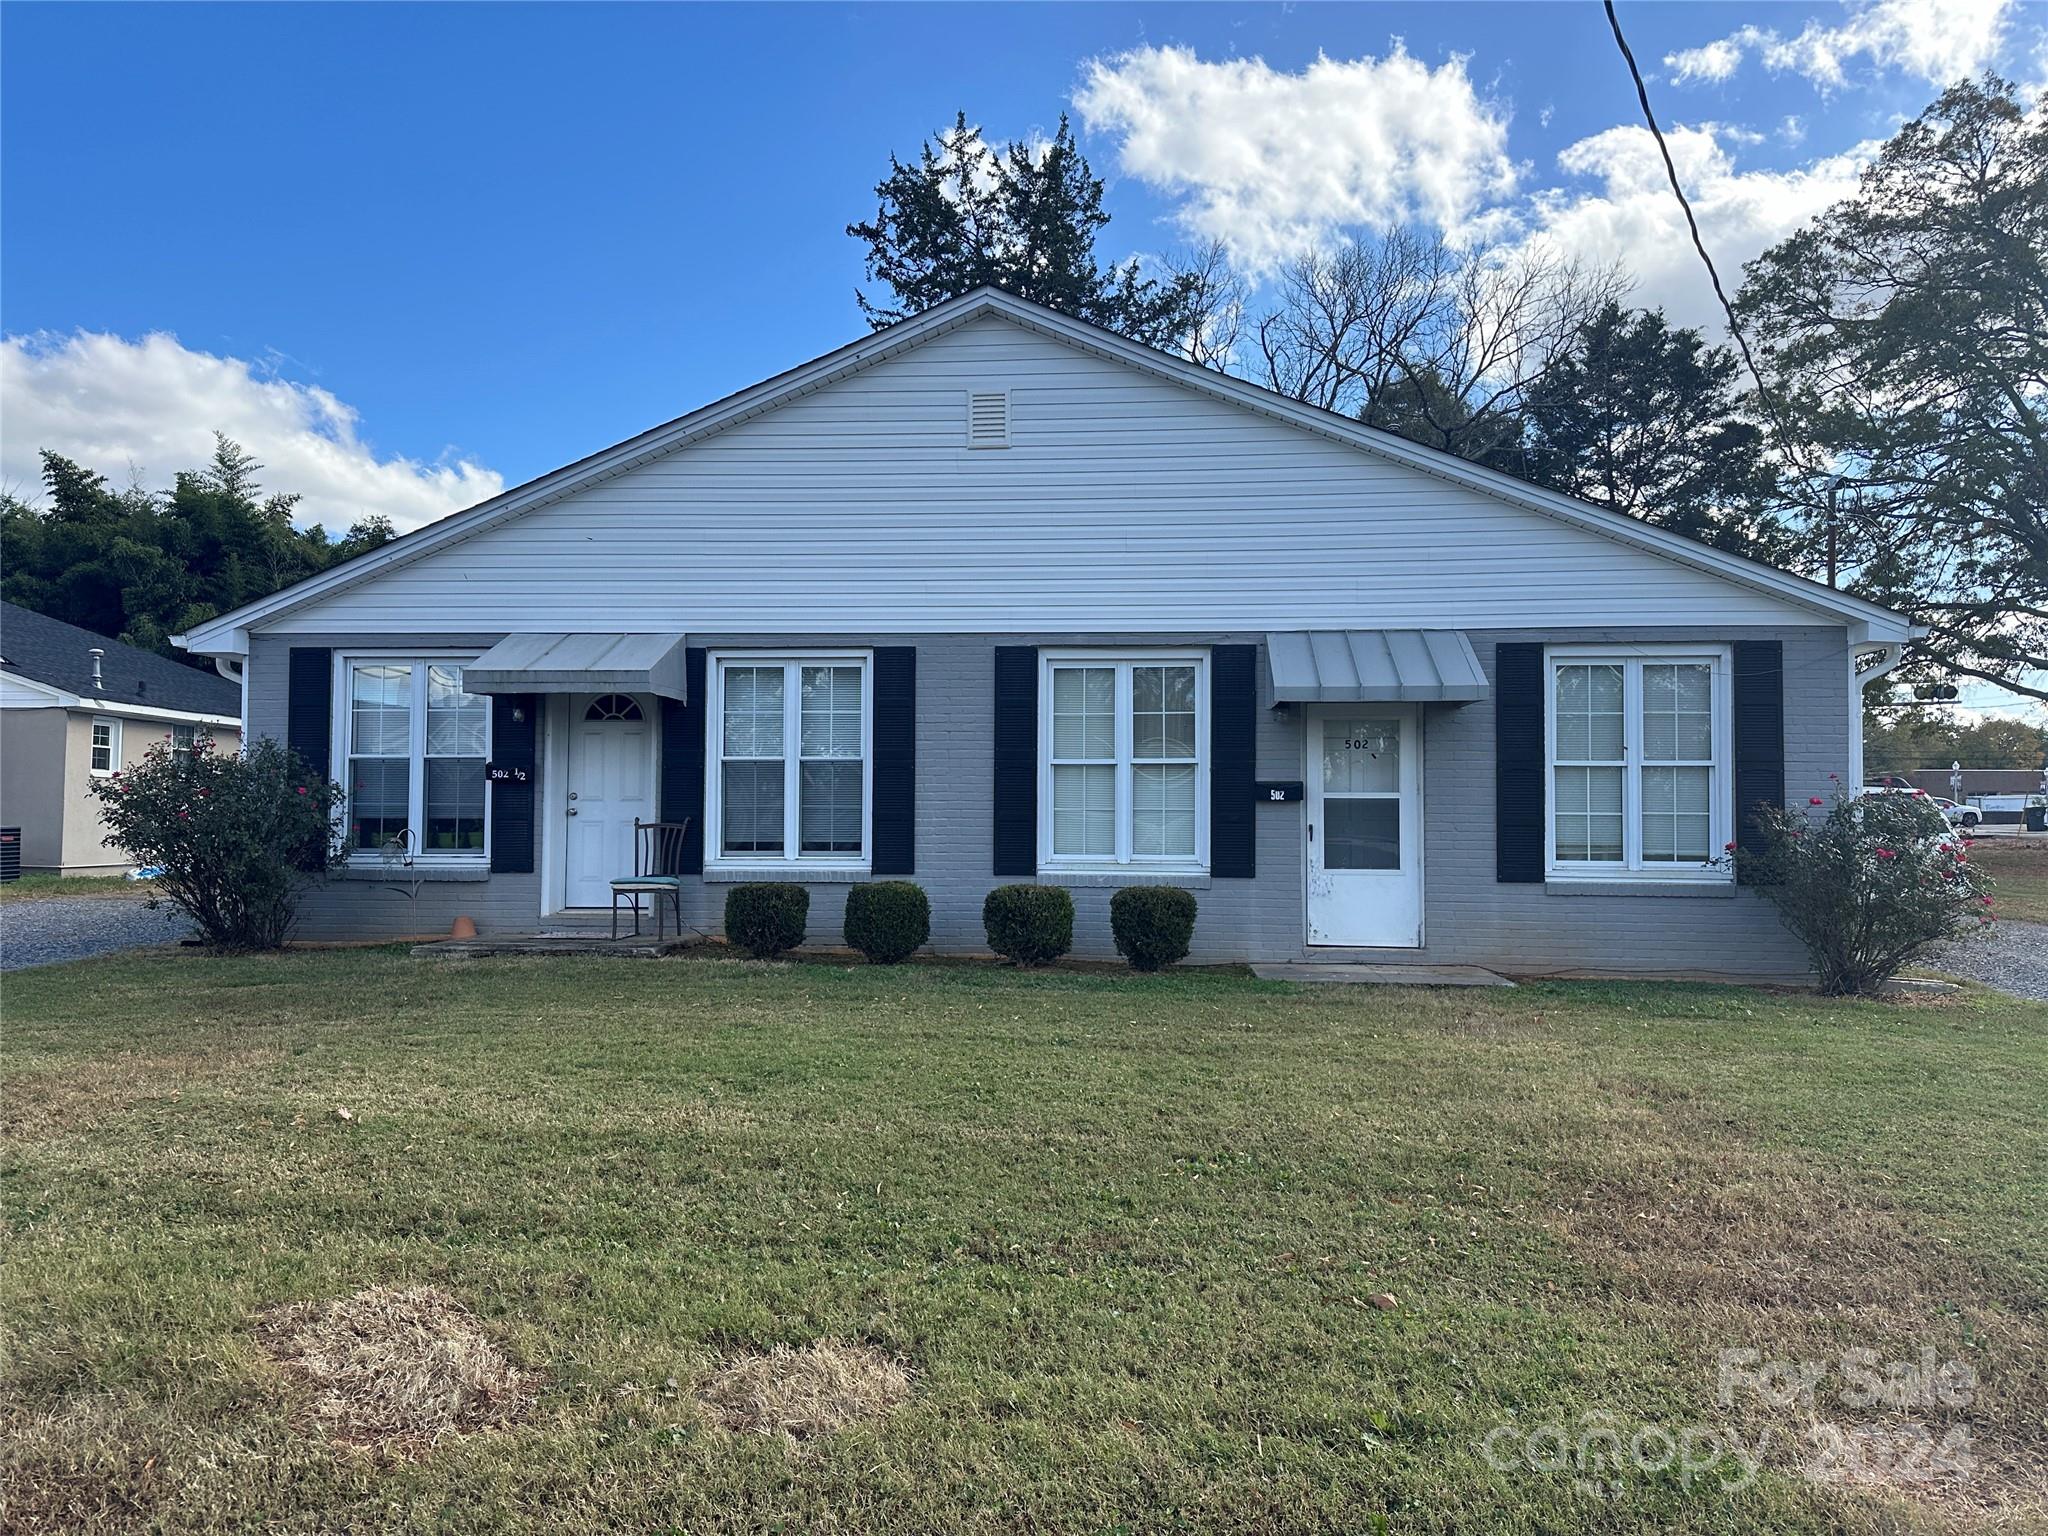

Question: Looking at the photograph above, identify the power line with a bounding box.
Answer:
[1600,1,1774,404]
[1599,2,1847,580]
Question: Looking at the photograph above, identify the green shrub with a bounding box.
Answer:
[1110,886,1198,972]
[85,735,345,951]
[982,884,1073,966]
[1734,788,1993,995]
[844,880,930,964]
[724,883,809,959]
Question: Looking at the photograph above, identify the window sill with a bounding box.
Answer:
[704,865,870,884]
[337,862,492,883]
[1037,869,1212,890]
[1544,877,1735,899]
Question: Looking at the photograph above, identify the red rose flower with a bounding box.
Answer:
[1809,797,1824,805]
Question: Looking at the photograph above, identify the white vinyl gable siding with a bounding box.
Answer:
[270,314,1825,637]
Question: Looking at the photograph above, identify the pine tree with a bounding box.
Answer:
[849,113,1200,347]
[1519,303,1786,557]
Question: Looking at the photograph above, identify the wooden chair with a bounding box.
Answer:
[611,818,691,941]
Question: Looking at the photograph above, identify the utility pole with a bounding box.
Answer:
[1825,485,1839,589]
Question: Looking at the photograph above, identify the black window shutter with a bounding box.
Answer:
[1210,644,1257,878]
[660,648,708,874]
[287,647,333,780]
[1732,639,1785,882]
[871,647,916,875]
[1495,642,1545,883]
[991,646,1038,876]
[489,694,538,874]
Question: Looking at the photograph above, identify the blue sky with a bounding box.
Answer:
[3,1,2039,711]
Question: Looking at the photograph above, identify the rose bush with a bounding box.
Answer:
[86,735,346,951]
[1733,787,1993,996]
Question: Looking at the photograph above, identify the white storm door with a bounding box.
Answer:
[1306,708,1422,947]
[563,694,654,907]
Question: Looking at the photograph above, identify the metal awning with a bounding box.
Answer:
[462,633,689,702]
[1265,630,1488,704]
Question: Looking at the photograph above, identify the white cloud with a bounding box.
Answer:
[1521,123,1880,331]
[1667,36,1750,85]
[0,332,500,534]
[1663,0,2012,92]
[1075,44,1517,272]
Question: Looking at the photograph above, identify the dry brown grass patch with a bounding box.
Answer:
[697,1340,911,1441]
[257,1285,532,1456]
[0,1047,279,1140]
[0,1393,173,1534]
[1539,1096,2048,1524]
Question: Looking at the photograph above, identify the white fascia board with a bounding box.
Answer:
[0,670,69,704]
[84,700,242,727]
[174,287,1916,648]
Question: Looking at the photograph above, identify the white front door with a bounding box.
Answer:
[563,693,654,908]
[1306,707,1422,947]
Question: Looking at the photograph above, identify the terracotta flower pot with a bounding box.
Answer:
[449,915,478,940]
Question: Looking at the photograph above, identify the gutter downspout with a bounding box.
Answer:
[1849,641,1910,790]
[214,656,249,754]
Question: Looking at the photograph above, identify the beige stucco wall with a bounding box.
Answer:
[0,709,243,875]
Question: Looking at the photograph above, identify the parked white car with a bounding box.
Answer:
[1930,796,1982,829]
[1860,784,1980,828]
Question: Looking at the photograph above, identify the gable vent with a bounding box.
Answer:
[967,390,1009,448]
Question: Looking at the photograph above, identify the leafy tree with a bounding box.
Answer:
[1247,231,1624,466]
[849,113,1203,348]
[1737,76,2048,702]
[1,437,395,670]
[1519,303,1788,557]
[1864,708,2048,775]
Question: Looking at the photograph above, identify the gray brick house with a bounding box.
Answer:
[177,290,1918,977]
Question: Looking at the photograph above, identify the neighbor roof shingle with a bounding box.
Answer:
[0,602,240,717]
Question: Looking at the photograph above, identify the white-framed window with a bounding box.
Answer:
[334,655,490,862]
[170,723,201,755]
[706,652,871,867]
[89,717,119,775]
[1545,646,1732,879]
[1039,652,1208,869]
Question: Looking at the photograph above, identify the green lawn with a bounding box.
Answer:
[0,873,147,904]
[1974,837,2048,924]
[3,950,2043,1534]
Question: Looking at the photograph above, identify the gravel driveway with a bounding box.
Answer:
[0,897,194,972]
[1923,918,2048,1002]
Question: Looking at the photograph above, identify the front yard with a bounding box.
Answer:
[1972,837,2048,924]
[3,951,2042,1534]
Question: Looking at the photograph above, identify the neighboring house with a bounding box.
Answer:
[175,289,1918,977]
[1,603,244,875]
[1898,768,2045,799]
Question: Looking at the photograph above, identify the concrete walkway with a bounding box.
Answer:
[1251,962,1514,988]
